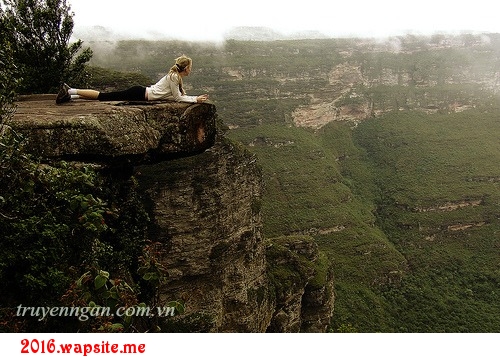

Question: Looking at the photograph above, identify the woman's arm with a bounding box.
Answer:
[169,74,198,103]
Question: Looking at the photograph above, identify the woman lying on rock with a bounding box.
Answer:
[56,55,209,104]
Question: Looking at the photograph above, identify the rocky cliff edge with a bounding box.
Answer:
[12,94,216,163]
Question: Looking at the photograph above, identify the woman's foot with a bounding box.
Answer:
[56,83,71,104]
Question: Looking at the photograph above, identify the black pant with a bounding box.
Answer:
[97,86,147,101]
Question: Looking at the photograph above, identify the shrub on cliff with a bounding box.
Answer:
[0,35,17,124]
[0,128,153,331]
[0,0,93,93]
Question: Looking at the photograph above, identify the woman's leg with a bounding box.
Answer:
[75,89,100,100]
[57,85,146,104]
[96,86,147,101]
[56,84,99,104]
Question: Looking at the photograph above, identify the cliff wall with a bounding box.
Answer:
[9,96,334,332]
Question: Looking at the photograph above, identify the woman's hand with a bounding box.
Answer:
[196,94,209,103]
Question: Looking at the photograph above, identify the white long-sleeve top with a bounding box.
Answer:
[146,73,198,102]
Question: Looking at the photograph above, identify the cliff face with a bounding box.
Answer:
[136,139,273,331]
[10,97,334,332]
[266,236,335,333]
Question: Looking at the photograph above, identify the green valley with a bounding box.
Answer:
[83,33,500,332]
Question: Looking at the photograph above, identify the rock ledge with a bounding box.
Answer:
[11,95,217,163]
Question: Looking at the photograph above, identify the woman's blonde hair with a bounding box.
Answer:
[168,55,192,95]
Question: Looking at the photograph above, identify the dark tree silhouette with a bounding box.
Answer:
[1,0,92,94]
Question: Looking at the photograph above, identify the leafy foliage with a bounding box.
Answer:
[0,28,18,124]
[61,267,184,332]
[0,128,155,331]
[0,0,92,93]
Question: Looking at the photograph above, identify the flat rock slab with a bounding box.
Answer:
[10,94,217,163]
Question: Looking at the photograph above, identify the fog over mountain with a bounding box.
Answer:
[73,25,334,42]
[73,24,497,46]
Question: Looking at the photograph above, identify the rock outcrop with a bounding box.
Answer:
[11,95,216,163]
[9,96,334,332]
[266,236,335,332]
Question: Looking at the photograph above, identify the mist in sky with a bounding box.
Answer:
[70,0,499,41]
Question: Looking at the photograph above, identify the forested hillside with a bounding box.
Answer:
[86,33,500,332]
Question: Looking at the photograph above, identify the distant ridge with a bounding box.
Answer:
[72,25,177,41]
[72,25,328,42]
[223,26,328,41]
[72,25,119,41]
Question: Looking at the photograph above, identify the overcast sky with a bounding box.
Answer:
[70,0,499,41]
